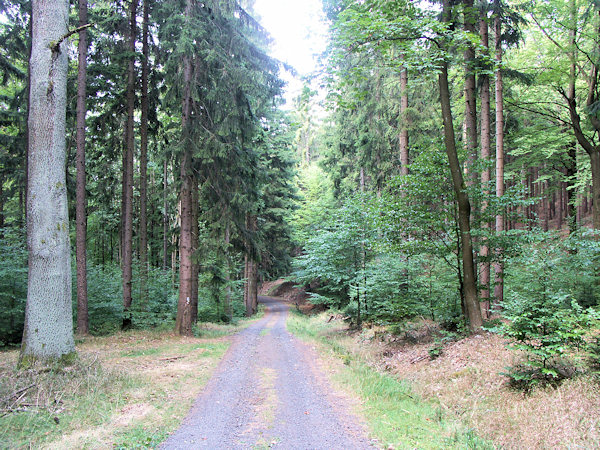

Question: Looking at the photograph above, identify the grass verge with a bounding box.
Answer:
[0,318,256,449]
[287,311,492,449]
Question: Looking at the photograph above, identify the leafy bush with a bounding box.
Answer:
[79,262,178,334]
[500,230,600,389]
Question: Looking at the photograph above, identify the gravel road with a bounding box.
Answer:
[161,296,374,450]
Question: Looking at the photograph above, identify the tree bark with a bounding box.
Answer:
[439,0,483,332]
[493,12,505,308]
[0,172,4,234]
[245,213,258,316]
[163,155,169,270]
[191,174,199,324]
[139,0,150,305]
[175,0,194,335]
[75,0,89,335]
[224,223,232,320]
[463,0,478,188]
[479,8,491,318]
[20,0,75,364]
[400,65,409,176]
[122,0,137,330]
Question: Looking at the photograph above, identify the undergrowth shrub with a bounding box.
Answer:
[501,230,600,389]
[0,228,27,346]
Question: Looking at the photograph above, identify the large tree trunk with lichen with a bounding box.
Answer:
[75,0,89,335]
[20,0,75,364]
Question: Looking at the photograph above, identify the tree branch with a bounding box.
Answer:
[50,24,93,53]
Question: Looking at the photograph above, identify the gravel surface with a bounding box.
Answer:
[161,296,374,450]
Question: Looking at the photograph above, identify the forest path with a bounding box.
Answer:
[160,296,374,449]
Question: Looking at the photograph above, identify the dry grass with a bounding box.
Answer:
[317,317,600,449]
[0,328,233,448]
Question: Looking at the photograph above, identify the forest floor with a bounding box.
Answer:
[266,279,600,449]
[0,321,252,448]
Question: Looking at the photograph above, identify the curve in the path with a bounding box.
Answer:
[160,296,373,450]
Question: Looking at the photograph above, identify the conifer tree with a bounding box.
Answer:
[20,0,75,363]
[122,0,137,330]
[75,0,89,335]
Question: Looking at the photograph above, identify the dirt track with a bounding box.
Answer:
[160,296,373,449]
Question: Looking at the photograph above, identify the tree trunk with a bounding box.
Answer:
[479,9,491,318]
[224,223,232,320]
[400,65,409,176]
[23,16,32,230]
[493,12,505,309]
[439,1,483,332]
[463,0,478,188]
[0,172,4,234]
[191,174,199,324]
[175,0,194,335]
[20,0,75,364]
[542,177,550,231]
[591,151,600,229]
[163,155,169,270]
[245,214,258,316]
[122,0,137,330]
[75,0,89,335]
[139,0,150,306]
[176,153,193,335]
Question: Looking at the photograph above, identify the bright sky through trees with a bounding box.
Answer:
[253,0,328,104]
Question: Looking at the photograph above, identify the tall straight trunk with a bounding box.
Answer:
[122,0,137,330]
[244,255,249,313]
[23,16,32,230]
[400,65,409,176]
[163,156,169,270]
[463,0,478,187]
[20,0,75,363]
[439,0,483,332]
[493,12,505,307]
[191,175,199,324]
[175,0,194,335]
[542,174,550,231]
[245,214,258,316]
[0,173,4,234]
[224,223,232,320]
[557,179,564,229]
[479,8,491,318]
[139,0,149,305]
[120,125,126,265]
[75,0,89,335]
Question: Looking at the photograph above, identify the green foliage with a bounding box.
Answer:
[78,262,178,335]
[293,189,464,325]
[0,228,26,346]
[293,192,377,324]
[500,230,600,388]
